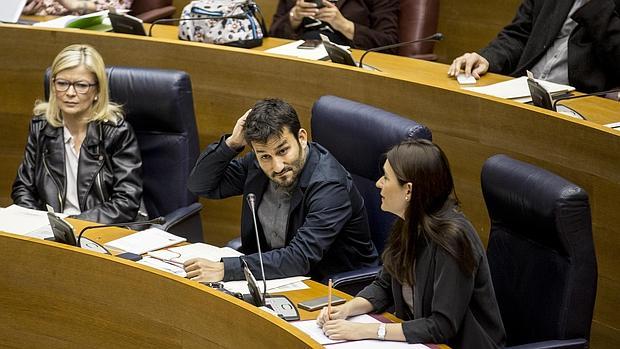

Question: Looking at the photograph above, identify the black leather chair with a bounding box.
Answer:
[311,95,432,294]
[45,67,203,242]
[481,155,597,349]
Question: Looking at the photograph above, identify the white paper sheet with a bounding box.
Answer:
[265,40,330,61]
[104,228,186,254]
[0,205,65,238]
[291,314,380,345]
[223,276,310,295]
[147,242,243,263]
[463,76,574,101]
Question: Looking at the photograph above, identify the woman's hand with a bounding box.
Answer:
[289,0,320,29]
[315,1,354,40]
[22,0,44,15]
[316,302,351,327]
[322,320,377,340]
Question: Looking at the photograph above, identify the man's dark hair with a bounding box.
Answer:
[244,98,301,145]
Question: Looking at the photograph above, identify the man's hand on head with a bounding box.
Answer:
[226,109,251,150]
[184,258,225,282]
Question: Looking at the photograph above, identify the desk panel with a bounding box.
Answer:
[0,232,321,348]
[0,25,619,348]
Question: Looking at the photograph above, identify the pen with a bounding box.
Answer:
[327,278,333,320]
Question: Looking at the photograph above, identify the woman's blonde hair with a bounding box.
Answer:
[34,44,123,127]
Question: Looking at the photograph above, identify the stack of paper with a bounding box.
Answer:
[33,10,112,31]
[104,228,186,254]
[265,40,330,61]
[463,76,574,103]
[0,205,65,239]
[292,314,430,348]
[147,242,243,263]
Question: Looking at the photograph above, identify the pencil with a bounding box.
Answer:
[327,278,333,320]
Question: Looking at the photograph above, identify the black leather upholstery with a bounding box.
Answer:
[311,95,432,294]
[45,67,203,242]
[482,155,597,349]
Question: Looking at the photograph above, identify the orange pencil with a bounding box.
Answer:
[327,278,333,320]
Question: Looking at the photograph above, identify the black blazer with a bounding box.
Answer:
[270,0,399,50]
[480,0,620,92]
[358,210,506,348]
[12,116,143,223]
[187,137,378,281]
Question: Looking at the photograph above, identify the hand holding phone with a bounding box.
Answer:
[305,0,325,9]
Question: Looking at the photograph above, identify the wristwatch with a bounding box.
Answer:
[377,323,386,340]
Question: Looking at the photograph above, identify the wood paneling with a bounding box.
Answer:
[0,25,618,348]
[0,232,323,348]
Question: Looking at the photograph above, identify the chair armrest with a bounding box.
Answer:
[508,339,587,349]
[226,236,242,251]
[135,6,176,23]
[156,202,203,242]
[329,266,382,296]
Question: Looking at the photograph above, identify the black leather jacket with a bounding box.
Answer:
[12,115,143,223]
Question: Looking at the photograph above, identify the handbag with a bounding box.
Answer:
[178,0,266,48]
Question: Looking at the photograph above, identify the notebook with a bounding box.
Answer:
[0,0,27,23]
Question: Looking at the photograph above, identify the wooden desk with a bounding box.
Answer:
[0,24,618,348]
[0,229,448,348]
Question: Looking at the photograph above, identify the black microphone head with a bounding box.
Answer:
[432,33,444,41]
[153,216,166,225]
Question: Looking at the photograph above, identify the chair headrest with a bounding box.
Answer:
[311,95,432,180]
[481,154,591,253]
[45,66,196,134]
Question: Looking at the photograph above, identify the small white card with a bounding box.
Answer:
[456,73,477,85]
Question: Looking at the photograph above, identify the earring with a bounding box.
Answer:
[94,96,99,101]
[405,196,410,201]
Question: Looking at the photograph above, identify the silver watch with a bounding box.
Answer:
[377,323,386,340]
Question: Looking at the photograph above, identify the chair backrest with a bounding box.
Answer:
[45,67,201,237]
[481,154,597,346]
[130,0,175,22]
[398,0,440,59]
[311,95,432,253]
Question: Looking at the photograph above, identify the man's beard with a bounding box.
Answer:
[270,146,306,188]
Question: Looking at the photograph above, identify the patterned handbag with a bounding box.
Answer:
[178,0,266,48]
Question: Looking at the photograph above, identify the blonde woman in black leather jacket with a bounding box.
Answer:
[11,44,143,224]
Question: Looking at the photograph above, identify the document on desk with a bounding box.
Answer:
[223,276,309,294]
[292,314,381,345]
[265,40,330,61]
[463,76,574,103]
[0,205,65,239]
[327,340,430,348]
[104,228,186,255]
[147,242,243,263]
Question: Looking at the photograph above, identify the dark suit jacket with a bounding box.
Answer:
[480,0,620,92]
[357,210,506,348]
[187,137,378,281]
[270,0,399,50]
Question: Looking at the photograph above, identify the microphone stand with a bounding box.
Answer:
[553,88,620,110]
[358,33,444,68]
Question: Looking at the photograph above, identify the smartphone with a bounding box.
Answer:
[297,295,346,311]
[305,0,325,9]
[297,39,322,49]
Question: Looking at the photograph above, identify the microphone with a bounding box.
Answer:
[553,88,620,111]
[76,216,166,247]
[242,193,300,321]
[246,193,267,301]
[358,32,444,68]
